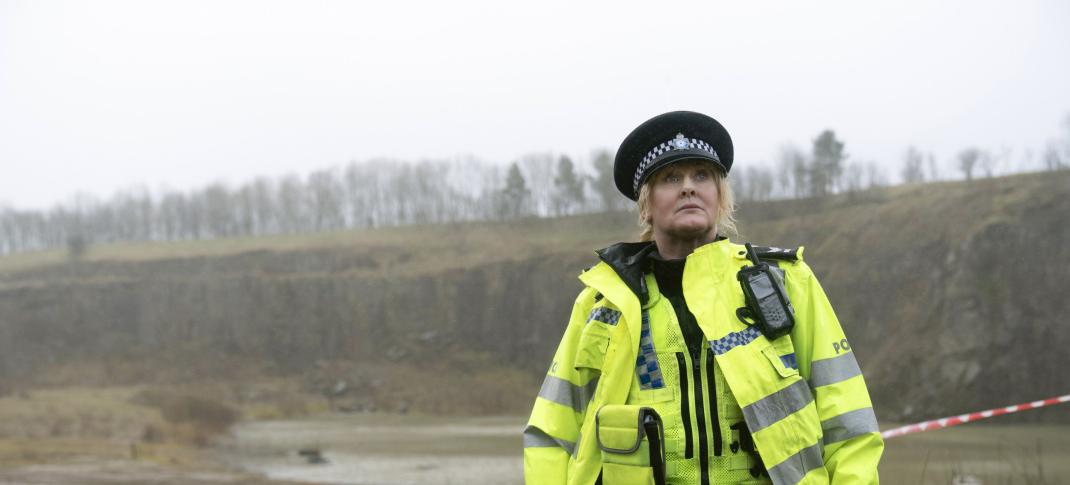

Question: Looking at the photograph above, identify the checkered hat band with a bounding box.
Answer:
[633,137,720,194]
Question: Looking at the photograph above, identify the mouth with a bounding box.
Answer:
[677,204,703,213]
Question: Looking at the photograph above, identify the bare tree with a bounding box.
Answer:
[738,165,774,202]
[343,162,373,228]
[842,161,865,194]
[250,177,277,234]
[864,161,887,189]
[775,144,807,198]
[158,191,186,240]
[307,168,345,231]
[66,234,88,260]
[957,148,981,181]
[901,146,926,184]
[590,149,625,212]
[234,184,256,236]
[276,175,305,234]
[201,183,234,238]
[977,147,1009,178]
[1040,115,1070,171]
[518,153,554,217]
[0,206,14,254]
[926,152,939,182]
[1042,142,1066,171]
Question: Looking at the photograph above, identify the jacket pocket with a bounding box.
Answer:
[575,321,612,372]
[596,405,666,485]
[602,463,654,485]
[761,344,800,379]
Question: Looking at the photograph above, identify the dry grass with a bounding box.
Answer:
[0,387,182,467]
[0,211,637,280]
[0,387,158,442]
[5,171,1062,280]
[880,422,1069,484]
[0,382,329,468]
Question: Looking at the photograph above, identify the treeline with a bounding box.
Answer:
[732,122,1070,202]
[0,151,628,255]
[3,119,1069,256]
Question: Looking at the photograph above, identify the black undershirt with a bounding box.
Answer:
[649,252,705,355]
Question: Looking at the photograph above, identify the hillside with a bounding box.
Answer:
[1,170,1068,422]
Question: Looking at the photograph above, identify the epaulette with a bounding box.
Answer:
[752,245,802,262]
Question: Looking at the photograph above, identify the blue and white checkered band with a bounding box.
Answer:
[633,133,720,195]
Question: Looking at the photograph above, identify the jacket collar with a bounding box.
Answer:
[594,236,730,305]
[594,241,657,304]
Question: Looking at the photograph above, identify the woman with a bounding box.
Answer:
[523,111,883,485]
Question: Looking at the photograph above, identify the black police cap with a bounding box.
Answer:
[614,111,734,201]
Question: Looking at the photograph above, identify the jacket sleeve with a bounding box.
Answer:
[787,261,884,485]
[524,287,601,485]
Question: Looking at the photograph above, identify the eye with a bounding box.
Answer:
[663,172,681,183]
[694,170,710,181]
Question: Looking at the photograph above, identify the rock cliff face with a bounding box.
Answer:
[1,171,1067,420]
[738,172,1070,422]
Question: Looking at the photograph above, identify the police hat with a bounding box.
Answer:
[614,111,733,201]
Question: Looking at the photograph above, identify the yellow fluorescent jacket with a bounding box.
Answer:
[524,239,883,484]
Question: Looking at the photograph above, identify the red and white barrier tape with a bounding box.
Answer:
[881,393,1070,439]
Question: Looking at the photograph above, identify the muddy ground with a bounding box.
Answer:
[2,414,1068,484]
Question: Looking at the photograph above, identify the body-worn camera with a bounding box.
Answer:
[736,243,795,340]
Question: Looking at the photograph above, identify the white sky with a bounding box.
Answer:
[2,0,1069,210]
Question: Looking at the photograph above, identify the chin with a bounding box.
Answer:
[667,225,714,239]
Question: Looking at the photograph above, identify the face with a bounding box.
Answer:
[647,160,721,242]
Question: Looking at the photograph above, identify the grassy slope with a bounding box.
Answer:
[1,170,1068,423]
[3,171,1059,277]
[0,213,635,281]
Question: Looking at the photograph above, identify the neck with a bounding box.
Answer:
[653,229,719,259]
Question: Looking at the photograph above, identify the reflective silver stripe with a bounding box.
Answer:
[822,407,879,445]
[523,425,576,455]
[538,375,599,413]
[809,351,862,388]
[742,379,815,433]
[767,441,824,485]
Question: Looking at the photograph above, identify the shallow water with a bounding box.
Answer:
[218,414,1070,485]
[216,414,526,485]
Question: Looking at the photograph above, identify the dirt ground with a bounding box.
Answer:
[220,414,1070,485]
[2,410,1068,484]
[0,460,321,485]
[880,422,1069,484]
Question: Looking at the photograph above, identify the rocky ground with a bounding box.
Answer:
[0,460,320,485]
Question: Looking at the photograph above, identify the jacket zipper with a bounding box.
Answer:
[706,351,723,456]
[691,345,710,485]
[675,352,693,459]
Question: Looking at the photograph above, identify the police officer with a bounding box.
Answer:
[523,111,883,484]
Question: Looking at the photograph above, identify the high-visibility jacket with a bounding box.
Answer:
[524,239,883,485]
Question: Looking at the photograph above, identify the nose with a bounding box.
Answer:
[680,175,696,197]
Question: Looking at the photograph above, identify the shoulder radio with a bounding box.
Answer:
[736,243,795,340]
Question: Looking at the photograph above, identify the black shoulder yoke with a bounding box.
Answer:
[594,241,658,304]
[752,245,800,262]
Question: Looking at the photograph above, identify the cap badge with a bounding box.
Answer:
[672,133,690,149]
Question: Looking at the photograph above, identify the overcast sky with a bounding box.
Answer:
[2,0,1069,210]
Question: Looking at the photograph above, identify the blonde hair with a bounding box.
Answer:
[636,165,736,242]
